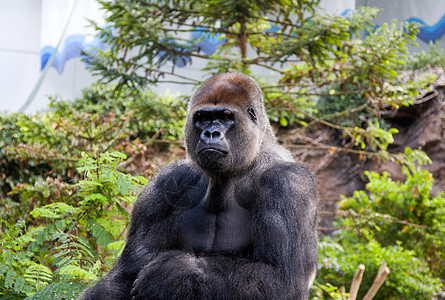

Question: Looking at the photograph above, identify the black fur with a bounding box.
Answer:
[81,73,318,300]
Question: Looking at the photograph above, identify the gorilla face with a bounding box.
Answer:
[194,106,234,160]
[187,104,261,175]
[185,74,264,175]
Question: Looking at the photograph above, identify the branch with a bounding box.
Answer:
[147,68,200,84]
[282,103,368,137]
[340,286,347,300]
[285,144,390,160]
[257,15,303,28]
[349,264,365,300]
[341,210,428,229]
[246,61,284,74]
[317,226,343,231]
[156,80,197,85]
[362,261,390,300]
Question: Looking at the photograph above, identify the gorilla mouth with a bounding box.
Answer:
[198,147,228,156]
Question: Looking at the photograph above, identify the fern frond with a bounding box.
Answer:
[31,203,81,219]
[12,277,26,295]
[23,263,53,286]
[106,240,125,258]
[96,216,125,239]
[0,264,34,297]
[79,193,108,205]
[87,219,114,249]
[58,265,97,281]
[4,269,17,289]
[25,281,88,300]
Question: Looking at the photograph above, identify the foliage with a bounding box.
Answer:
[86,1,434,153]
[405,41,445,71]
[315,238,443,299]
[49,83,186,142]
[316,82,368,128]
[0,83,184,223]
[0,151,146,298]
[314,148,445,299]
[311,281,348,300]
[340,148,445,279]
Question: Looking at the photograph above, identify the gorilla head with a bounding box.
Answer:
[185,73,278,175]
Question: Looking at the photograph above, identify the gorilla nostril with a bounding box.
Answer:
[211,131,220,139]
[203,129,221,140]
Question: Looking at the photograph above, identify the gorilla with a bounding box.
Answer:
[81,73,318,300]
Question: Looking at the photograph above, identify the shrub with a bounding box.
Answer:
[0,151,146,298]
[314,148,445,299]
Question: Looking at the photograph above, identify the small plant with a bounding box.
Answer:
[405,41,445,70]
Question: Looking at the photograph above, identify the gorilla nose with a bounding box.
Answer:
[201,128,222,143]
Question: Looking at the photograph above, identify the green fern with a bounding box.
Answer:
[30,203,80,219]
[24,281,88,300]
[87,219,115,249]
[1,151,147,298]
[23,263,53,291]
[58,264,98,281]
[0,264,34,298]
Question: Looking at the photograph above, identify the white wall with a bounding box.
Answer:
[0,0,98,113]
[320,0,355,14]
[0,0,42,112]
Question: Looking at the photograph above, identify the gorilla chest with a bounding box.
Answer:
[177,200,251,253]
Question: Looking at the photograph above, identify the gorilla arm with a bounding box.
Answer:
[80,162,203,300]
[227,162,319,299]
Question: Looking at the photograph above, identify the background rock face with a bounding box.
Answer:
[291,83,445,231]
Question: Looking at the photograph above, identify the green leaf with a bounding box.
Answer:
[279,116,288,127]
[25,281,88,300]
[31,203,80,219]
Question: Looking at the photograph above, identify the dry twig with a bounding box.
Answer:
[349,264,365,300]
[362,261,390,300]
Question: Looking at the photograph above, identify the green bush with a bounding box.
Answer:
[0,151,146,298]
[314,148,445,299]
[0,83,185,223]
[49,83,187,142]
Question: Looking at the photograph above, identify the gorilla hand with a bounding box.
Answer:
[130,251,227,300]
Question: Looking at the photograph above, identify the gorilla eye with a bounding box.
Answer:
[195,111,209,122]
[247,108,257,122]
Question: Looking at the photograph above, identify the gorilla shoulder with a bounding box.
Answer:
[132,160,206,216]
[255,161,317,206]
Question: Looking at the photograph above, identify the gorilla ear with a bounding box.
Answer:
[247,107,257,123]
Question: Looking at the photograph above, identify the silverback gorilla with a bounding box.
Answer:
[81,73,318,300]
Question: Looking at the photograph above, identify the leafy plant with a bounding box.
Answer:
[405,41,445,70]
[314,148,445,299]
[0,83,184,223]
[0,151,147,298]
[339,148,445,279]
